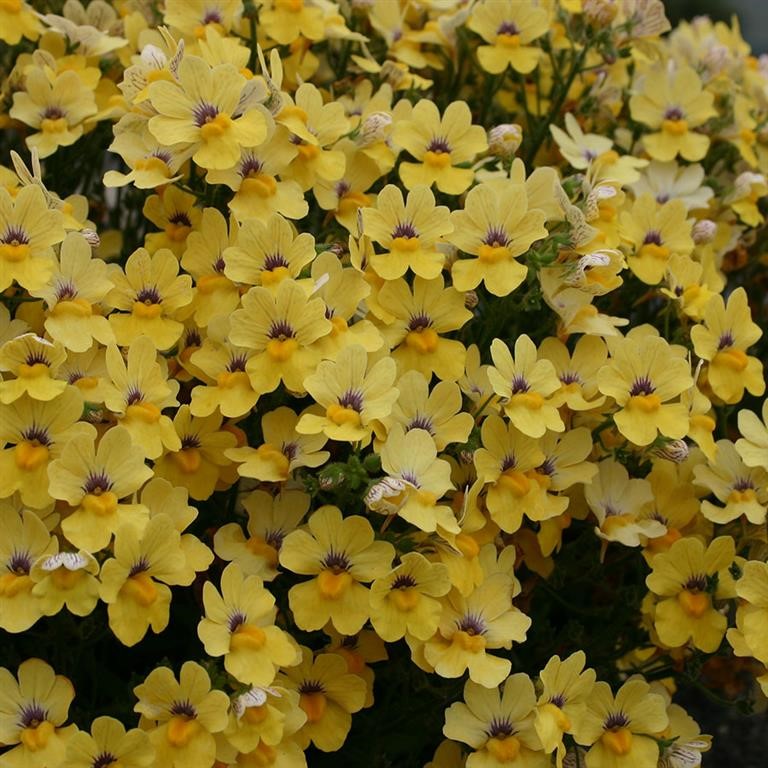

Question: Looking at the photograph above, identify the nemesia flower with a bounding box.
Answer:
[214,489,310,581]
[99,514,185,646]
[133,661,229,768]
[468,0,549,74]
[48,425,152,552]
[0,185,65,292]
[0,390,95,509]
[142,186,202,257]
[63,716,154,768]
[279,505,395,635]
[574,679,668,768]
[393,100,488,195]
[690,288,764,404]
[487,335,564,438]
[148,55,270,171]
[0,509,56,632]
[361,185,453,280]
[29,548,100,618]
[736,399,768,468]
[0,659,77,768]
[728,560,768,670]
[198,563,300,686]
[277,648,366,752]
[369,552,451,642]
[106,247,194,351]
[0,0,41,44]
[297,344,399,443]
[646,536,735,652]
[0,334,68,404]
[448,180,548,296]
[423,574,531,688]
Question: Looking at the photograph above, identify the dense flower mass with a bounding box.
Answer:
[1,1,768,766]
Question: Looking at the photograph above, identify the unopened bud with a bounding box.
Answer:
[380,61,407,89]
[81,228,100,248]
[488,123,522,159]
[692,219,716,245]
[583,0,618,27]
[652,439,689,463]
[357,111,392,147]
[464,290,479,310]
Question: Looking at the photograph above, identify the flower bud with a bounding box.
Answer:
[583,0,618,27]
[652,439,689,463]
[488,123,522,159]
[81,228,101,248]
[464,290,479,310]
[692,219,716,245]
[357,111,392,147]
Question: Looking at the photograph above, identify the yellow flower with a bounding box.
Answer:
[0,185,64,292]
[261,0,325,45]
[99,514,185,646]
[0,0,41,44]
[148,55,270,171]
[133,661,229,768]
[630,65,716,161]
[660,254,715,321]
[361,184,453,280]
[376,275,471,382]
[597,333,692,446]
[468,0,549,74]
[690,288,764,404]
[619,195,694,285]
[373,369,474,452]
[214,489,310,581]
[63,716,154,768]
[277,83,349,192]
[31,231,115,351]
[102,337,181,459]
[229,279,331,396]
[106,247,194,351]
[189,328,259,419]
[48,425,151,552]
[728,560,768,667]
[0,658,77,768]
[488,335,564,438]
[736,399,768,469]
[142,186,202,257]
[181,208,240,327]
[277,648,366,753]
[539,336,607,411]
[585,460,664,548]
[449,180,547,296]
[223,212,316,290]
[205,130,309,223]
[164,0,244,39]
[0,390,94,509]
[153,406,237,500]
[474,414,545,533]
[297,344,399,443]
[0,334,68,404]
[198,563,300,686]
[394,100,488,195]
[10,67,98,158]
[377,426,459,534]
[535,652,596,767]
[29,548,99,618]
[444,674,547,767]
[0,509,56,632]
[424,575,531,688]
[279,505,395,635]
[694,439,768,525]
[369,552,451,642]
[103,131,191,189]
[646,536,735,652]
[574,679,668,768]
[226,406,329,482]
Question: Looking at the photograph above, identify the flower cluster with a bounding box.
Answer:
[1,0,768,766]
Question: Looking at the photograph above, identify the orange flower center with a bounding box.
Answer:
[0,243,30,262]
[121,572,158,606]
[266,338,298,362]
[662,118,689,136]
[478,244,510,263]
[627,393,661,413]
[132,301,163,319]
[326,403,362,427]
[497,33,521,48]
[41,117,68,134]
[405,327,439,354]
[18,362,50,379]
[714,348,748,372]
[217,370,250,389]
[390,586,420,612]
[241,173,278,198]
[82,491,119,517]
[299,691,327,723]
[166,715,200,747]
[601,727,633,755]
[486,734,521,762]
[52,298,93,317]
[0,572,33,597]
[230,624,267,651]
[452,629,486,653]
[317,568,353,599]
[424,150,452,168]
[171,447,202,474]
[125,402,161,423]
[245,535,279,567]
[200,113,233,141]
[677,589,710,618]
[497,469,531,497]
[20,721,55,752]
[14,441,49,471]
